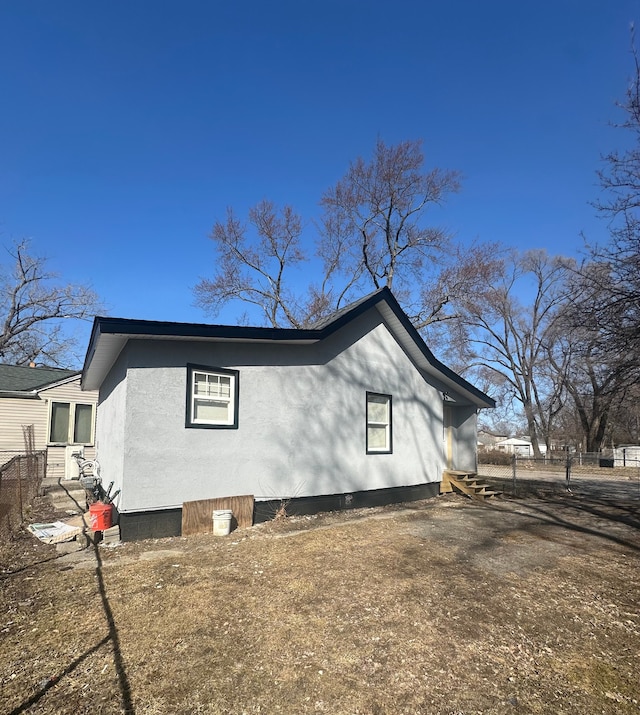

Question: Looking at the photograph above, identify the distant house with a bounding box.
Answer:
[81,288,495,541]
[0,364,98,480]
[494,437,547,457]
[613,445,640,468]
[477,429,508,450]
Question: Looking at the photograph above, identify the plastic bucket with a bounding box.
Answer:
[212,509,233,536]
[89,502,113,531]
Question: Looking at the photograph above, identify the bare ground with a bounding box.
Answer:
[1,479,639,715]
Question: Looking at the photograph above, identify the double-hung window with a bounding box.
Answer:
[49,402,94,444]
[366,392,392,453]
[186,364,239,428]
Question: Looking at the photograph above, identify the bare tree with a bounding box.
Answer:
[416,239,505,335]
[194,201,314,327]
[195,139,469,328]
[0,239,101,366]
[605,381,640,444]
[551,345,630,453]
[585,33,640,363]
[548,264,640,452]
[446,242,637,454]
[318,139,461,297]
[548,32,640,451]
[445,249,573,457]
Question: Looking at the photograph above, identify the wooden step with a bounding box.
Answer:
[441,470,502,501]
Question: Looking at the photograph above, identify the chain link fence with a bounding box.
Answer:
[477,451,640,500]
[0,451,47,536]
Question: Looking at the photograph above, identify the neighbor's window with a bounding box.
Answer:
[366,392,392,453]
[49,402,94,444]
[187,364,239,428]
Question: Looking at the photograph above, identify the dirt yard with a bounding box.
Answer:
[1,480,639,714]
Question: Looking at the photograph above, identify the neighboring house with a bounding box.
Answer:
[0,364,98,480]
[494,437,547,457]
[477,429,508,450]
[81,288,495,541]
[613,445,640,468]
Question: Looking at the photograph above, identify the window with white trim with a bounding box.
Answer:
[49,402,94,444]
[366,392,392,453]
[187,364,239,428]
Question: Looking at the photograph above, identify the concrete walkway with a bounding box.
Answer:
[41,476,88,516]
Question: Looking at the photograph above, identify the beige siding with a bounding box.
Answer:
[46,445,97,480]
[40,379,98,479]
[40,379,98,407]
[0,377,98,479]
[0,396,47,455]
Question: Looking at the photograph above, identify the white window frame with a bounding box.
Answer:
[48,401,95,445]
[366,392,392,454]
[186,364,239,429]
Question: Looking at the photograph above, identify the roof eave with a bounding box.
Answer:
[81,289,495,409]
[34,373,81,393]
[370,290,496,409]
[81,318,323,391]
[0,390,39,399]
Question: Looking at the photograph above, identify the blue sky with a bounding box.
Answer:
[1,1,638,346]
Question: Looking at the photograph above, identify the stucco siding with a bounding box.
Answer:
[449,405,478,473]
[103,311,457,513]
[93,353,128,502]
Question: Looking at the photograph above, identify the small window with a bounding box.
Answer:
[187,364,239,429]
[49,402,94,445]
[74,404,94,443]
[366,392,392,454]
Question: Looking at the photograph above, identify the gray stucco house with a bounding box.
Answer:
[81,288,494,540]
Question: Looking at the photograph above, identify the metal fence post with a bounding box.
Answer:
[512,453,517,496]
[565,453,573,492]
[17,457,23,521]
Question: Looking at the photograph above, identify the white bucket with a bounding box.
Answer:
[212,509,233,536]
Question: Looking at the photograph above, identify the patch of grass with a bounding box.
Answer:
[1,495,639,714]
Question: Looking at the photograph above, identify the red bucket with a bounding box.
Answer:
[89,502,113,531]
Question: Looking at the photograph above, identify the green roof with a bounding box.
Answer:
[0,364,78,392]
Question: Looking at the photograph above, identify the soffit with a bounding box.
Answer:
[81,329,318,391]
[81,290,494,409]
[374,301,494,409]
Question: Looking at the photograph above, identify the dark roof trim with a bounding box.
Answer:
[372,289,496,407]
[85,288,402,345]
[90,316,320,341]
[82,288,495,408]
